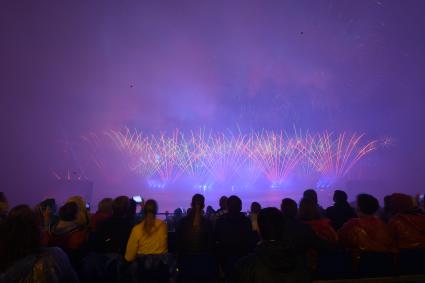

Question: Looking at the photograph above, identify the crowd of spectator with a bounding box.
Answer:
[0,189,424,283]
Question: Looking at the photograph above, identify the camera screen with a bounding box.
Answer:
[132,195,142,203]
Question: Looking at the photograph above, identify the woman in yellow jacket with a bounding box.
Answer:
[125,199,168,262]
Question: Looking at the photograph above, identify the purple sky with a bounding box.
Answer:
[1,0,425,207]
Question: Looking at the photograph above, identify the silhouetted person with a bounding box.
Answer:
[281,198,298,219]
[0,205,78,282]
[300,198,338,243]
[388,193,425,249]
[125,199,167,261]
[36,198,59,230]
[206,205,216,222]
[167,208,184,232]
[231,208,309,283]
[280,197,332,275]
[93,196,133,255]
[303,189,325,216]
[127,198,138,225]
[325,190,356,230]
[250,202,262,233]
[216,196,228,218]
[339,194,396,253]
[378,195,394,223]
[176,194,214,255]
[90,197,113,232]
[47,202,89,266]
[66,196,90,228]
[215,195,254,276]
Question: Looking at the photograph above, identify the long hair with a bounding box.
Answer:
[191,194,205,228]
[299,197,321,221]
[142,199,158,235]
[66,196,89,226]
[0,205,41,271]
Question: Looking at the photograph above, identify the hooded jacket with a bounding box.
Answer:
[338,216,396,253]
[48,222,87,251]
[0,247,78,283]
[389,213,425,249]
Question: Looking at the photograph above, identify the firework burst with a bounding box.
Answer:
[248,131,305,185]
[106,128,381,188]
[303,132,378,178]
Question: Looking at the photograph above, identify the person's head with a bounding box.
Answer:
[281,198,298,218]
[59,202,78,222]
[112,196,130,218]
[66,196,89,226]
[39,198,57,214]
[127,198,137,219]
[390,193,415,214]
[97,198,113,214]
[250,202,261,214]
[303,189,318,204]
[143,199,158,217]
[0,192,9,217]
[191,194,205,212]
[142,199,158,233]
[0,205,41,271]
[227,195,242,214]
[333,190,348,204]
[174,208,183,217]
[206,205,215,215]
[258,207,285,241]
[219,196,228,210]
[356,194,379,216]
[299,197,321,221]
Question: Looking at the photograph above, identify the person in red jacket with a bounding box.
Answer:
[90,198,113,232]
[299,197,338,244]
[338,194,396,253]
[47,202,88,266]
[388,193,425,250]
[299,197,338,272]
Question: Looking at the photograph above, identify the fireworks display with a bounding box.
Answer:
[302,132,379,178]
[106,128,382,189]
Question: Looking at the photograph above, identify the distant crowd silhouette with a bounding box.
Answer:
[0,189,424,283]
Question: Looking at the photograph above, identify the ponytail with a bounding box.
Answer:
[192,203,202,228]
[190,194,205,228]
[142,199,158,235]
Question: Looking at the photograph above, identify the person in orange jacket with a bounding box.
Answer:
[338,194,396,253]
[388,193,425,250]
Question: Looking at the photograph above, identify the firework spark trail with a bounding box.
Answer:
[199,132,249,183]
[80,132,105,169]
[248,131,304,184]
[305,132,334,173]
[304,132,378,178]
[150,130,183,183]
[235,135,263,184]
[106,129,157,178]
[338,133,378,176]
[106,128,381,187]
[181,129,213,180]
